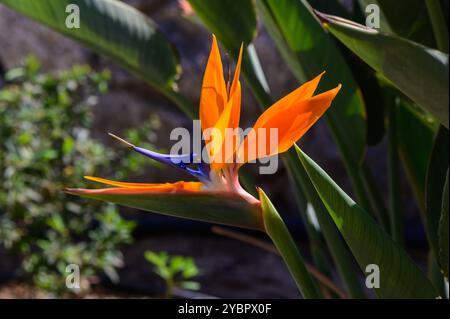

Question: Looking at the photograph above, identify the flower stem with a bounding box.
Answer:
[426,0,449,53]
[388,96,404,246]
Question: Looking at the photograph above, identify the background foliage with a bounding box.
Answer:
[0,0,448,298]
[0,57,151,295]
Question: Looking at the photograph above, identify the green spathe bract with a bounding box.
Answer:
[66,189,264,231]
[259,188,321,299]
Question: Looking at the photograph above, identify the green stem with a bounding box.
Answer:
[259,189,322,298]
[388,97,404,246]
[361,163,391,233]
[165,276,174,299]
[426,0,449,53]
[246,45,270,93]
[242,44,272,108]
[285,153,334,279]
[325,118,384,227]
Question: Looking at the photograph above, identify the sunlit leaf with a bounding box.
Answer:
[296,146,439,298]
[1,0,180,91]
[257,0,367,164]
[318,11,449,128]
[186,0,256,51]
[285,152,366,298]
[357,0,435,47]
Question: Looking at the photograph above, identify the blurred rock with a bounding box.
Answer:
[0,6,86,70]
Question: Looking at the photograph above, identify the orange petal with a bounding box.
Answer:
[213,45,242,168]
[229,43,243,102]
[200,34,228,133]
[208,82,242,170]
[278,86,342,152]
[228,45,242,131]
[240,83,341,163]
[228,81,242,131]
[208,97,234,170]
[84,176,202,192]
[251,72,325,128]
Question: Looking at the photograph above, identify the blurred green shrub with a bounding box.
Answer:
[145,250,200,298]
[0,56,158,296]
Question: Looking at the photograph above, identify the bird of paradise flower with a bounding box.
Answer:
[66,35,341,231]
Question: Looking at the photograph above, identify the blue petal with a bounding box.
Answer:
[133,146,210,181]
[133,147,193,165]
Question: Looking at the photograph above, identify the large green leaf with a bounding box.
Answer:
[258,188,321,299]
[258,0,367,164]
[65,189,264,231]
[1,0,180,91]
[439,171,449,279]
[186,0,256,51]
[425,126,449,257]
[386,93,403,245]
[348,57,385,146]
[318,12,449,128]
[296,147,439,298]
[258,0,391,229]
[285,151,366,298]
[357,0,436,47]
